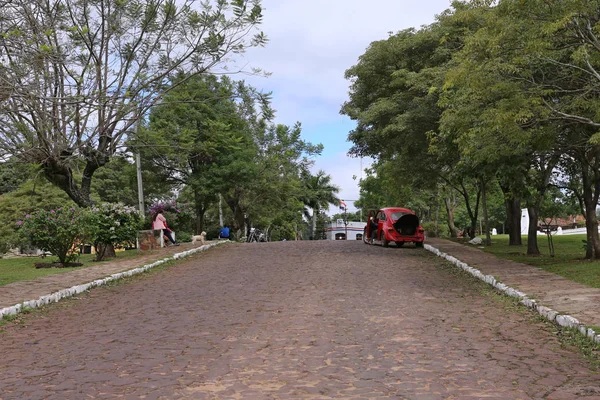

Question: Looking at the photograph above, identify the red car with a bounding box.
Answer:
[364,207,425,248]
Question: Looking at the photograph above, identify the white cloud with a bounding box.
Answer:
[240,0,453,123]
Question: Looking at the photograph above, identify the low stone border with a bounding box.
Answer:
[425,244,600,344]
[0,241,229,320]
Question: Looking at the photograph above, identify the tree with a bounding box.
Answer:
[91,156,138,206]
[0,0,266,207]
[138,74,263,233]
[341,3,488,239]
[446,0,600,257]
[300,170,340,240]
[82,202,142,261]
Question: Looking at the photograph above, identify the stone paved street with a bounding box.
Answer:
[1,241,600,399]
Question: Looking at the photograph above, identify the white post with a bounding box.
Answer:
[219,194,224,227]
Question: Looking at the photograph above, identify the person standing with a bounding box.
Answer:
[152,210,179,246]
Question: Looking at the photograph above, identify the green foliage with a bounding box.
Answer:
[300,170,340,239]
[0,159,33,194]
[175,231,193,243]
[422,221,448,238]
[330,211,363,222]
[91,157,138,206]
[0,0,267,207]
[18,207,84,264]
[0,178,76,254]
[82,203,143,254]
[147,200,195,233]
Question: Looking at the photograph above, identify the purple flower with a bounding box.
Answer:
[25,214,30,219]
[50,210,55,213]
[16,220,23,226]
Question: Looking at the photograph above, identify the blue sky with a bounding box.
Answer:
[239,0,454,213]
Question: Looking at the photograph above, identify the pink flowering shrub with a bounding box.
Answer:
[18,207,84,264]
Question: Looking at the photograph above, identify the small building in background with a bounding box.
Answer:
[325,219,364,241]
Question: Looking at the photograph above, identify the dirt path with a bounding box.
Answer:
[1,241,599,399]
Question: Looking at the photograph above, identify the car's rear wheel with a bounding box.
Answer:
[415,241,424,248]
[381,232,389,247]
[395,241,404,248]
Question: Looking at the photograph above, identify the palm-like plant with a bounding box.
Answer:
[300,170,340,239]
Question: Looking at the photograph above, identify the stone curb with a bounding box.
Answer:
[0,241,229,320]
[425,244,600,344]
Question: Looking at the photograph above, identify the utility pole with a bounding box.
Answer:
[136,151,144,215]
[344,209,348,240]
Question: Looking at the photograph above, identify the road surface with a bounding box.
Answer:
[1,241,599,399]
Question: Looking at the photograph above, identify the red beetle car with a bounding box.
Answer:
[364,207,425,248]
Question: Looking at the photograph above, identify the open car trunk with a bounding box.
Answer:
[393,214,420,235]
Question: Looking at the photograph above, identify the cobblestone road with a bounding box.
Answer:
[1,241,600,399]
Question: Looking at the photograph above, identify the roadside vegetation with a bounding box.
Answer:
[344,0,600,261]
[0,250,144,287]
[0,0,342,277]
[472,234,600,289]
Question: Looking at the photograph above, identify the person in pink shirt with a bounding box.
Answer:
[152,210,179,246]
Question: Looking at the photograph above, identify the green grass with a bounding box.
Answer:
[0,249,144,287]
[473,234,600,288]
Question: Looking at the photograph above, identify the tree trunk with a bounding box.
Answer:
[444,198,458,238]
[505,197,522,246]
[481,179,491,246]
[195,211,205,235]
[43,153,107,207]
[311,208,318,240]
[526,206,540,256]
[583,189,600,259]
[225,192,246,240]
[194,190,206,234]
[457,182,480,239]
[95,243,116,261]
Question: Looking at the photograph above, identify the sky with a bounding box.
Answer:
[238,0,455,214]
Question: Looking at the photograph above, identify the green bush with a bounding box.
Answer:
[176,231,193,243]
[422,221,448,238]
[82,203,143,261]
[18,207,85,264]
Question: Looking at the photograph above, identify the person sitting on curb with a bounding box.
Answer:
[218,225,230,240]
[152,210,180,246]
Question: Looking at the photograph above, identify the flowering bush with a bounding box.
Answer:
[82,203,143,261]
[18,207,84,264]
[147,199,195,233]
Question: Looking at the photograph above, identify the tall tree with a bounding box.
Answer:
[300,170,340,240]
[0,0,266,207]
[138,74,264,233]
[341,2,487,238]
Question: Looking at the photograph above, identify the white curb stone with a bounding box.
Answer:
[425,243,600,344]
[0,241,228,320]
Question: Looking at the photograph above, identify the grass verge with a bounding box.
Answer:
[0,249,147,287]
[460,234,600,288]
